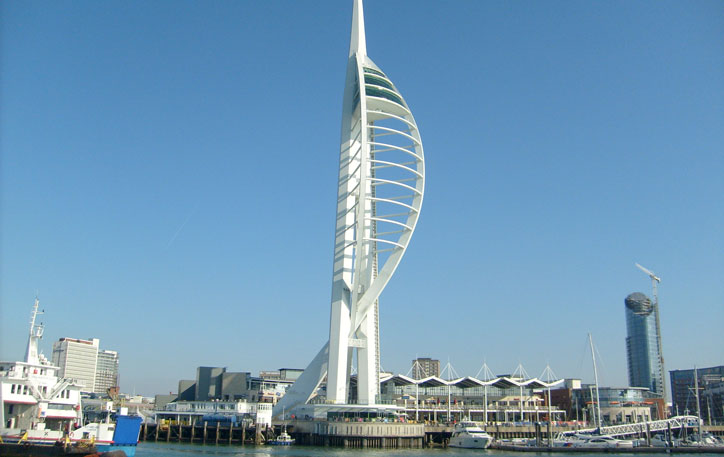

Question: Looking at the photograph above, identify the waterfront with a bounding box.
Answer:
[135,442,724,457]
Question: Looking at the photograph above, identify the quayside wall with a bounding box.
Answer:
[139,421,724,448]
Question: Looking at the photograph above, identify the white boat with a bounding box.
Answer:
[448,421,493,449]
[571,434,635,449]
[268,430,295,445]
[0,299,142,456]
[683,432,724,447]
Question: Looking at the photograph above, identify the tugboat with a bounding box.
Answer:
[0,299,142,457]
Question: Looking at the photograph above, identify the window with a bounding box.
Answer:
[364,74,394,91]
[10,384,15,394]
[363,67,386,78]
[365,86,403,106]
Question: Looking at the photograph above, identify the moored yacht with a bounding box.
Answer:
[448,421,493,449]
[571,434,635,449]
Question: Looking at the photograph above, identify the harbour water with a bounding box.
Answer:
[135,442,723,457]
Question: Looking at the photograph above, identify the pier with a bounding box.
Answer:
[290,420,425,448]
[138,420,724,449]
[139,422,269,445]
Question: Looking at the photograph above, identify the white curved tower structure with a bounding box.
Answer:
[274,0,424,415]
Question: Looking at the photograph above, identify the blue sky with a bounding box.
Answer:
[1,0,722,396]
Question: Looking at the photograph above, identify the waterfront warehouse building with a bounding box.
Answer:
[624,292,664,397]
[161,366,298,406]
[670,365,724,422]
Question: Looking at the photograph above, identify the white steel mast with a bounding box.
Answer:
[589,333,603,430]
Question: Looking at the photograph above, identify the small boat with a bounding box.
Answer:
[448,421,493,449]
[268,409,294,446]
[268,430,294,446]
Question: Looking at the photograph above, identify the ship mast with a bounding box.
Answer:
[589,333,603,431]
[24,297,45,365]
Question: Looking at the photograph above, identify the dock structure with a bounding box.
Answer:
[290,420,424,448]
[492,443,724,453]
[138,420,723,448]
[139,422,268,445]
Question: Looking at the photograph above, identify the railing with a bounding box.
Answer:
[562,415,701,437]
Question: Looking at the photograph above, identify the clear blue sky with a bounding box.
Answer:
[1,0,722,396]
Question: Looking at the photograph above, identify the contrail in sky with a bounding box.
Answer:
[166,203,199,249]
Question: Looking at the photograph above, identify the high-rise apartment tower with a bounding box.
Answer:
[624,292,664,397]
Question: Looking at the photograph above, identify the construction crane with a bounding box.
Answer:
[635,262,667,405]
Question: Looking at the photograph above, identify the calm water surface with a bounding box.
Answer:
[135,442,720,457]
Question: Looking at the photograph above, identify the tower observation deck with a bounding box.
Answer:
[273,0,425,416]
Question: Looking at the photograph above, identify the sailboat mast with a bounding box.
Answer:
[589,333,603,430]
[694,366,702,438]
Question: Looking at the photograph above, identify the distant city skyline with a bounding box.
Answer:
[1,0,722,396]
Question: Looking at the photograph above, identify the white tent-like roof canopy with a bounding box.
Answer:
[380,374,564,389]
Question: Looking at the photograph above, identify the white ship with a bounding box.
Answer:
[0,299,142,456]
[448,421,493,449]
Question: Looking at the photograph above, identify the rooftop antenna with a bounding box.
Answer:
[635,262,666,402]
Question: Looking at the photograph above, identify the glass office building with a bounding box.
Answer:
[670,365,724,420]
[625,292,664,397]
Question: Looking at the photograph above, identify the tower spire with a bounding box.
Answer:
[349,0,367,57]
[272,0,425,417]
